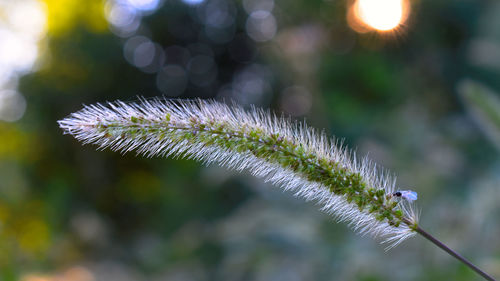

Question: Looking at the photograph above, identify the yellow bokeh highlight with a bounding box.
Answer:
[42,0,108,35]
[17,218,50,255]
[0,124,39,163]
[0,203,8,222]
[0,200,51,262]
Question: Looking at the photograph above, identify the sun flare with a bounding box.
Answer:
[348,0,410,34]
[357,0,403,31]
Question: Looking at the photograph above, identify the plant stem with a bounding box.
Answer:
[415,226,496,281]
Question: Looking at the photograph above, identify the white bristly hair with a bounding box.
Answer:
[58,98,419,248]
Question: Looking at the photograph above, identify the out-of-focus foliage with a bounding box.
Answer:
[458,80,500,152]
[0,0,499,280]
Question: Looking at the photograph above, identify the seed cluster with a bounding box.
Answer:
[97,112,406,227]
[59,98,418,247]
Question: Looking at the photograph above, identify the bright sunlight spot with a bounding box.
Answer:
[0,0,47,122]
[348,0,409,33]
[357,0,403,31]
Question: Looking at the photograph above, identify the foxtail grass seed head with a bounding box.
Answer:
[58,98,419,248]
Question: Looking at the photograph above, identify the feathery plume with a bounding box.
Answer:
[58,98,419,248]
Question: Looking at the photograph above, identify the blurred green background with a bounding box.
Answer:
[0,0,499,280]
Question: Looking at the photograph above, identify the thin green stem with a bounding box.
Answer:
[413,225,496,281]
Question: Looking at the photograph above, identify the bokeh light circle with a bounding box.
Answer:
[246,10,277,42]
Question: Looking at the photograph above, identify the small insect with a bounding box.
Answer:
[391,190,418,202]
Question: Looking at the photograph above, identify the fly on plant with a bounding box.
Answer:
[391,190,418,202]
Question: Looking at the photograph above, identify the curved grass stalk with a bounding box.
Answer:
[58,98,496,280]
